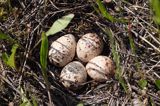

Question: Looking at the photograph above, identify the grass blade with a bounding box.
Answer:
[46,14,74,36]
[40,32,48,74]
[96,0,114,22]
[96,23,128,92]
[40,32,50,101]
[40,32,53,105]
[7,44,19,69]
[2,52,9,64]
[155,79,160,89]
[40,31,50,92]
[31,96,38,106]
[94,0,127,23]
[107,29,128,92]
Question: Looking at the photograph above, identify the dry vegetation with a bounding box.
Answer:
[0,0,160,106]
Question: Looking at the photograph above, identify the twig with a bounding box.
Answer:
[131,30,160,53]
[0,74,21,95]
[147,60,160,73]
[139,35,160,53]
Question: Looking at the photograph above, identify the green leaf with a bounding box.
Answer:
[46,14,74,36]
[31,96,38,106]
[30,14,74,51]
[7,44,19,69]
[94,0,127,23]
[155,79,160,89]
[40,32,48,71]
[0,31,10,40]
[40,32,49,86]
[96,25,128,93]
[2,52,9,64]
[138,79,147,89]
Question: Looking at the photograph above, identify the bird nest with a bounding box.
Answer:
[0,0,160,105]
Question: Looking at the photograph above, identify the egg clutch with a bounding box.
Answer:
[48,33,115,89]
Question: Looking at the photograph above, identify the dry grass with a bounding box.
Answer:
[0,0,160,106]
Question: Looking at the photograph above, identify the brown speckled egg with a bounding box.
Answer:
[86,56,115,82]
[76,33,103,63]
[48,34,76,67]
[60,61,87,89]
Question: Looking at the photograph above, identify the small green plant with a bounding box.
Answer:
[40,32,52,106]
[40,13,74,84]
[40,32,49,86]
[93,1,126,91]
[106,28,128,93]
[0,31,20,70]
[31,96,38,106]
[95,0,114,22]
[39,13,74,105]
[20,87,32,106]
[93,0,127,23]
[1,13,74,105]
[3,44,19,69]
[128,23,144,84]
[32,14,74,51]
[138,79,148,89]
[128,34,141,69]
[97,24,128,93]
[19,87,38,106]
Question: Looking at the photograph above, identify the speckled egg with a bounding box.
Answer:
[48,34,76,67]
[86,56,115,82]
[60,61,87,89]
[76,33,103,62]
